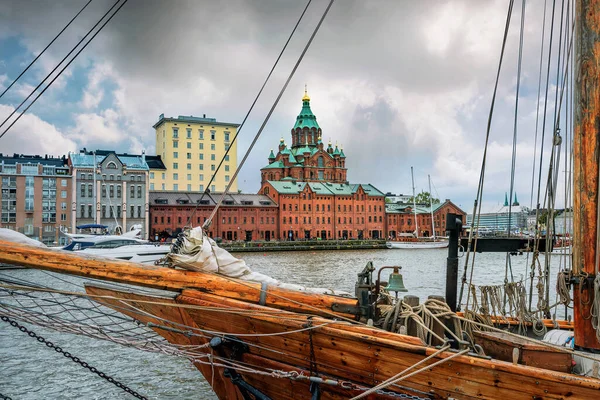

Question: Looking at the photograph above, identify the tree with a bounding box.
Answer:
[409,192,440,207]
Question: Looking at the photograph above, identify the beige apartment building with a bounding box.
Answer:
[152,114,239,193]
[0,154,72,246]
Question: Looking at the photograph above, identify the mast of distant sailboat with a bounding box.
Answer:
[429,174,436,240]
[411,167,418,238]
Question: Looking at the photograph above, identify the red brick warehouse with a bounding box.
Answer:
[149,193,278,241]
[385,200,465,239]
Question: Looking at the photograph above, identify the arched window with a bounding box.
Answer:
[106,161,117,169]
[318,156,324,168]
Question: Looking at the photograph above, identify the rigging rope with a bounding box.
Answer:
[507,0,527,238]
[202,0,336,230]
[459,0,516,312]
[184,0,313,227]
[0,0,129,139]
[0,0,94,100]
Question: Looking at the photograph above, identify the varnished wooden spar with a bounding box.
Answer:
[0,240,359,319]
[84,284,600,400]
[455,312,574,330]
[573,0,600,350]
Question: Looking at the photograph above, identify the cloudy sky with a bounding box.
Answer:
[0,0,573,212]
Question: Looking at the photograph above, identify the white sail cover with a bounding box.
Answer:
[167,227,350,296]
[0,228,45,247]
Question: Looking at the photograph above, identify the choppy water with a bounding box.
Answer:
[0,248,569,399]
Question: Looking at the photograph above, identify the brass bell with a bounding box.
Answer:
[386,267,408,293]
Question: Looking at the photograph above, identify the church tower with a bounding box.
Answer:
[260,88,347,184]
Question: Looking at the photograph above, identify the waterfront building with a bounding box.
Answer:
[466,193,528,234]
[260,89,347,184]
[152,114,240,192]
[146,155,167,191]
[260,180,386,240]
[385,200,465,239]
[149,192,278,241]
[554,209,573,235]
[68,149,150,238]
[385,193,413,204]
[0,153,71,245]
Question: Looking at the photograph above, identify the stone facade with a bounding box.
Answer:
[69,150,150,238]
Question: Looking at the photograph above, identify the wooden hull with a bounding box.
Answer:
[84,284,600,399]
[1,240,599,399]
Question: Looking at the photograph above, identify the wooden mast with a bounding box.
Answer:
[573,0,600,350]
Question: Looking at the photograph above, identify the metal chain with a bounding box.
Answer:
[1,315,148,400]
[306,316,318,376]
[350,386,429,400]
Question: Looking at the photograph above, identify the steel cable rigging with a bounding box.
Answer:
[0,0,94,100]
[0,0,129,139]
[183,0,314,228]
[203,0,336,229]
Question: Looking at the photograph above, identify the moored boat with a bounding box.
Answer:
[1,0,599,398]
[386,238,449,249]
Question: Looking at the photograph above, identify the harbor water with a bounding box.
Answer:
[0,248,569,399]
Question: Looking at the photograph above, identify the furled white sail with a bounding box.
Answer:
[167,227,350,296]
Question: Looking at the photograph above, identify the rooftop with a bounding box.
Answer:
[0,153,68,167]
[266,180,385,197]
[145,155,166,170]
[70,149,149,171]
[153,113,240,129]
[150,192,277,207]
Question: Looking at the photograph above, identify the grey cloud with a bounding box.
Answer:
[0,0,570,210]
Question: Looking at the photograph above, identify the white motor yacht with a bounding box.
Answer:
[64,237,171,264]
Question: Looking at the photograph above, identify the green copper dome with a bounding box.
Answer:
[293,91,320,130]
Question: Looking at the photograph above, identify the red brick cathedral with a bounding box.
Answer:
[260,90,386,240]
[260,89,347,184]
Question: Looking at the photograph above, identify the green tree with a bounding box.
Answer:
[409,192,440,207]
[538,210,549,226]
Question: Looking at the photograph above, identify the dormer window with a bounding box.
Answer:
[107,161,117,169]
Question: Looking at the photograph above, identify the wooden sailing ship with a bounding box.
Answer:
[3,1,600,399]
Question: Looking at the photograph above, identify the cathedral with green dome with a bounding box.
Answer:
[260,88,348,184]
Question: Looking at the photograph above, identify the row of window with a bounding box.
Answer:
[0,165,67,176]
[172,128,230,142]
[79,205,144,219]
[282,215,382,225]
[151,183,216,192]
[281,203,382,213]
[79,173,144,182]
[171,141,231,150]
[266,171,342,181]
[171,162,230,171]
[169,173,229,182]
[79,184,145,199]
[279,194,375,202]
[170,151,231,160]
